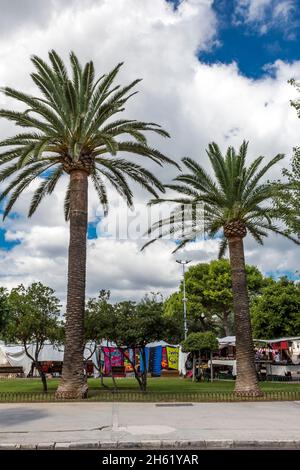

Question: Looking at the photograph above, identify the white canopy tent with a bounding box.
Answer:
[0,341,98,376]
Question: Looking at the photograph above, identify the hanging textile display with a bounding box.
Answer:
[166,346,179,370]
[123,348,135,372]
[161,347,168,369]
[111,348,123,367]
[103,347,112,375]
[148,347,155,373]
[102,347,124,375]
[139,347,149,374]
[135,349,140,371]
[152,346,162,376]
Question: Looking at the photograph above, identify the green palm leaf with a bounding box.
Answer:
[143,141,298,255]
[0,50,176,219]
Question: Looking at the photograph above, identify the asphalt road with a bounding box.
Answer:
[0,401,300,448]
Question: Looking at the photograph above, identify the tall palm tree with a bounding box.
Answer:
[0,51,178,398]
[144,141,298,395]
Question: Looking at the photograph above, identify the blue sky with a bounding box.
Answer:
[168,0,300,78]
[201,0,300,78]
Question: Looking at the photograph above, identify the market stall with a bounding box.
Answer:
[207,336,300,381]
[0,341,99,377]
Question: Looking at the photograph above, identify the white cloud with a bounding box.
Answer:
[0,0,299,305]
[233,0,296,35]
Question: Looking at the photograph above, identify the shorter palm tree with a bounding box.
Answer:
[144,141,298,395]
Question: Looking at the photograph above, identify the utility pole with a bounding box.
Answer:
[176,259,191,340]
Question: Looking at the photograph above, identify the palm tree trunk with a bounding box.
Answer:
[56,169,88,399]
[227,235,262,396]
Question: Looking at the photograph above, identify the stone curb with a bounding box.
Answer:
[1,440,300,450]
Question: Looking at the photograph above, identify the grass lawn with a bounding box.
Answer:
[0,377,300,394]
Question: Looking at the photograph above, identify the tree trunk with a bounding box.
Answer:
[141,347,147,391]
[56,169,89,399]
[227,235,262,396]
[210,350,213,382]
[222,310,230,337]
[192,354,196,382]
[36,362,48,393]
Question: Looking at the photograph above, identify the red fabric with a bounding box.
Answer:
[161,347,168,369]
[280,341,288,349]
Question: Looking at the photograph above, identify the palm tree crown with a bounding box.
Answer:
[0,50,177,219]
[145,141,298,253]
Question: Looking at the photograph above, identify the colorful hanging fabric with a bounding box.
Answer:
[152,346,162,376]
[166,346,179,370]
[123,348,134,372]
[110,348,123,367]
[103,347,111,375]
[102,347,124,375]
[161,347,168,369]
[148,347,155,373]
[139,347,149,373]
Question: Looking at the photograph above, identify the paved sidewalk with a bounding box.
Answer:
[0,401,300,449]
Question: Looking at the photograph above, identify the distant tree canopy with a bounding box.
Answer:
[164,260,265,339]
[85,289,114,345]
[111,294,165,348]
[5,282,62,392]
[273,80,300,239]
[84,292,168,391]
[181,332,218,382]
[251,277,300,339]
[181,332,218,353]
[0,287,10,339]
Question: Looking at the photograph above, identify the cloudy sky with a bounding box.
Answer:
[0,0,300,304]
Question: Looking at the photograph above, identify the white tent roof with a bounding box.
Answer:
[217,336,300,348]
[0,342,98,376]
[254,337,300,344]
[146,340,179,348]
[218,336,236,347]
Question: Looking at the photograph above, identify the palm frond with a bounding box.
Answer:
[143,141,297,254]
[0,51,176,218]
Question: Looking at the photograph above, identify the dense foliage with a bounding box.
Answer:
[164,260,265,339]
[251,277,300,339]
[84,292,167,390]
[4,282,62,391]
[0,287,10,340]
[181,332,218,353]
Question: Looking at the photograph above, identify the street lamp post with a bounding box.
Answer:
[176,259,191,340]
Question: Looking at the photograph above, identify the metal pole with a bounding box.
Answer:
[182,262,188,341]
[176,259,191,341]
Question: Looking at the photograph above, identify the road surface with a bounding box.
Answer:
[0,401,300,448]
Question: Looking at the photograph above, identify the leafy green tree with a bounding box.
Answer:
[104,294,166,391]
[164,260,265,339]
[164,291,213,342]
[272,80,300,238]
[145,141,298,396]
[0,51,177,398]
[251,277,300,339]
[84,290,115,388]
[5,282,62,392]
[181,332,218,381]
[0,288,10,339]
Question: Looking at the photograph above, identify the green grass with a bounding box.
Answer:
[0,377,300,394]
